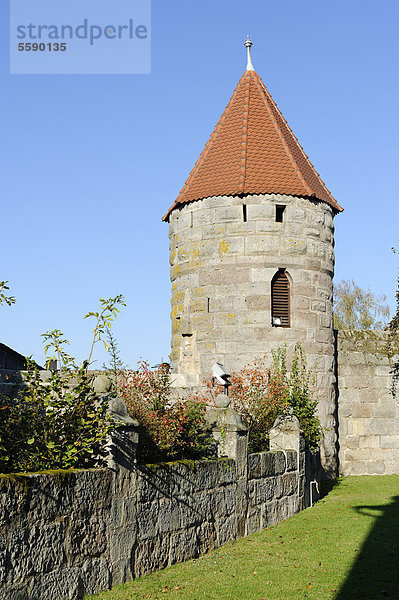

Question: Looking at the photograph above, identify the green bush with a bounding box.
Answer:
[120,361,211,462]
[198,344,322,453]
[271,344,323,451]
[0,360,114,474]
[0,295,126,474]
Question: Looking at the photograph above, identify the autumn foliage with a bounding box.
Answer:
[120,345,322,461]
[119,361,210,462]
[197,344,322,453]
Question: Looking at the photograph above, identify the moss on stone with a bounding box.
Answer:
[0,473,31,505]
[144,459,197,471]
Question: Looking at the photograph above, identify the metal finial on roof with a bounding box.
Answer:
[244,35,254,71]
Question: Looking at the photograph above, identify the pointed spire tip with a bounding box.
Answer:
[244,35,254,71]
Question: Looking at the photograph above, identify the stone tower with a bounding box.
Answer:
[163,38,343,475]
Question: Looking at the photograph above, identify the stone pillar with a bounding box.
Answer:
[269,411,306,507]
[205,394,248,472]
[93,375,139,474]
[205,394,248,537]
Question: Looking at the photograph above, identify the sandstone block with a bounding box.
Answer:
[136,502,159,539]
[248,453,262,479]
[358,435,380,449]
[170,528,198,564]
[372,403,396,419]
[368,419,395,436]
[218,514,237,545]
[285,450,297,472]
[380,435,399,449]
[247,204,273,220]
[193,209,216,226]
[245,295,269,311]
[352,404,372,419]
[215,206,241,223]
[245,235,275,255]
[11,522,65,583]
[195,460,219,490]
[246,506,261,534]
[367,461,385,475]
[134,536,169,578]
[341,435,360,450]
[280,238,307,255]
[294,296,310,310]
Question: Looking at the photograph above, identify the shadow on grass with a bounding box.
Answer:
[319,477,341,499]
[336,495,399,599]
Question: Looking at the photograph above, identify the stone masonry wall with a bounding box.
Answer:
[337,330,399,476]
[0,449,306,600]
[168,192,338,475]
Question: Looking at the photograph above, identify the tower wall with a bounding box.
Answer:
[168,193,337,474]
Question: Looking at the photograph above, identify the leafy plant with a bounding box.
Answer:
[0,295,126,474]
[272,345,322,451]
[119,361,210,462]
[103,328,126,380]
[197,344,322,453]
[0,280,16,306]
[84,294,126,368]
[41,329,75,369]
[0,359,114,474]
[228,355,289,453]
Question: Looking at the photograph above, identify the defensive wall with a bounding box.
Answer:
[336,330,399,476]
[0,407,318,600]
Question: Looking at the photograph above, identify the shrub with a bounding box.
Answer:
[0,295,126,474]
[0,360,114,474]
[197,344,322,453]
[271,344,322,451]
[119,361,211,462]
[227,356,289,453]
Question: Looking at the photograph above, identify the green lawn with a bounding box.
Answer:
[86,475,399,600]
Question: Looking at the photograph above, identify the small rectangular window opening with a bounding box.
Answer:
[275,205,286,223]
[242,204,247,222]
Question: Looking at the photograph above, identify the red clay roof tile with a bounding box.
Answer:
[163,69,342,221]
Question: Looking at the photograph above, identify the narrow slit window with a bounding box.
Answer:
[271,270,290,327]
[207,298,210,313]
[190,212,193,228]
[242,204,247,222]
[275,205,286,223]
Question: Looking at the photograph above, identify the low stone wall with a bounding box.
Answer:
[0,429,311,599]
[337,330,399,476]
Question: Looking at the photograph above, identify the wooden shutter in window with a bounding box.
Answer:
[271,271,290,327]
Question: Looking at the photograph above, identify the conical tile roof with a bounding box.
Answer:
[163,68,342,221]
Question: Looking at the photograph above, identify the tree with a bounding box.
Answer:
[333,279,389,330]
[387,247,399,360]
[0,281,15,306]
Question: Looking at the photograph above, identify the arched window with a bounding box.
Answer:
[271,269,290,327]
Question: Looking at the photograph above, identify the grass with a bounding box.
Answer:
[85,475,399,600]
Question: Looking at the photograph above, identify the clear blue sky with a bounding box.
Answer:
[1,0,398,368]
